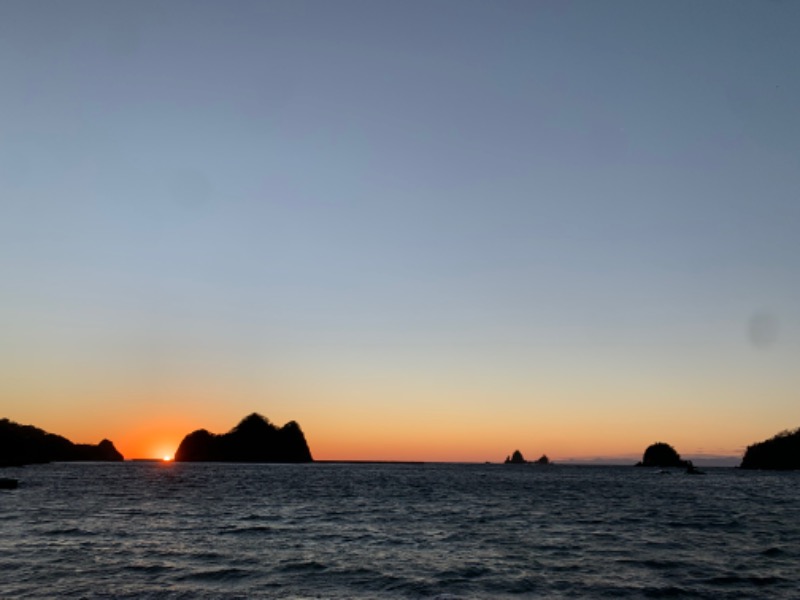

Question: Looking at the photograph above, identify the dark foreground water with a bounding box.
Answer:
[1,462,799,598]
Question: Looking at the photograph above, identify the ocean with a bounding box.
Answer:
[1,462,798,598]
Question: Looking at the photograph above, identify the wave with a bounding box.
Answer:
[277,559,329,573]
[218,524,273,535]
[703,574,790,587]
[42,526,94,536]
[176,567,254,582]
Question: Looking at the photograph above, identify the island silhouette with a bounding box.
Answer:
[503,450,551,465]
[740,427,800,470]
[0,418,124,466]
[505,449,527,464]
[174,413,313,463]
[634,442,688,468]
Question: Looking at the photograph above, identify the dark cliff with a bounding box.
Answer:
[0,418,124,466]
[740,428,800,470]
[635,442,687,468]
[174,413,313,463]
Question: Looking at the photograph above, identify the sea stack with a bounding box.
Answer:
[505,450,527,464]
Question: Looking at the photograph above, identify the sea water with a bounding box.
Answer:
[1,462,798,598]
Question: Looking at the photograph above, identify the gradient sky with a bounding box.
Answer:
[2,1,799,461]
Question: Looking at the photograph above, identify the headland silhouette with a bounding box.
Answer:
[740,428,800,470]
[0,418,124,467]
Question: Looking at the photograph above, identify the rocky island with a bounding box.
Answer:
[505,450,527,464]
[504,450,551,465]
[174,413,313,463]
[635,442,688,468]
[0,418,124,466]
[740,428,800,470]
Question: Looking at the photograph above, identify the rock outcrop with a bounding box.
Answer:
[635,442,687,468]
[174,413,313,463]
[505,450,527,464]
[740,428,800,470]
[0,418,124,466]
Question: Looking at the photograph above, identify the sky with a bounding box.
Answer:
[2,0,799,462]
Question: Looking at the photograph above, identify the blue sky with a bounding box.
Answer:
[1,1,799,460]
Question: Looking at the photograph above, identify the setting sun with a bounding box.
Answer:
[162,455,172,462]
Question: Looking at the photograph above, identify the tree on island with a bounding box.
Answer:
[635,442,688,468]
[740,428,800,470]
[0,418,124,466]
[174,413,313,463]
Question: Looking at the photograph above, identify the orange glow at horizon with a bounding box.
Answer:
[5,383,766,463]
[83,394,762,463]
[108,411,195,461]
